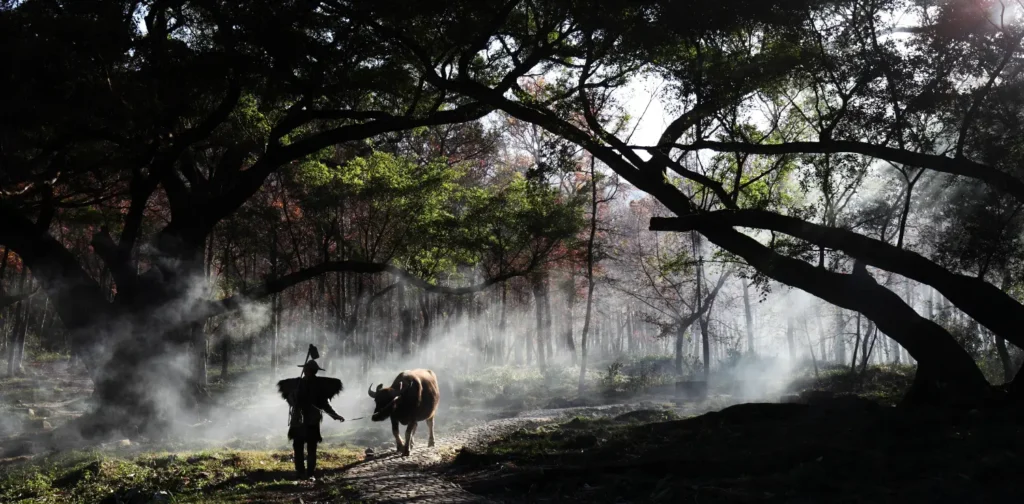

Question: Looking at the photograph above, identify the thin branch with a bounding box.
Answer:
[655,140,1024,204]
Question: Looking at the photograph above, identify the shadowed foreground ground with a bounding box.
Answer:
[442,400,1024,503]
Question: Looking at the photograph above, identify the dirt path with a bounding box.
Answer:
[337,402,685,504]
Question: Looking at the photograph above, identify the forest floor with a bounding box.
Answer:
[2,360,1023,503]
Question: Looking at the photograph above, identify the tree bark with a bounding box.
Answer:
[498,281,508,365]
[859,321,878,374]
[834,307,846,365]
[542,275,553,360]
[564,275,577,365]
[786,316,795,360]
[579,155,599,393]
[650,211,1024,352]
[532,274,547,371]
[674,320,690,375]
[690,222,991,404]
[997,273,1015,383]
[271,226,280,373]
[742,280,755,355]
[851,312,861,373]
[7,268,28,376]
[220,239,232,381]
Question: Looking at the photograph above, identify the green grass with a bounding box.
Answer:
[0,446,363,503]
[784,363,916,405]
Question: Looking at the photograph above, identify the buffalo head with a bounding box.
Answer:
[367,381,404,421]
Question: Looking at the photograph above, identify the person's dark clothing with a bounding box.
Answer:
[285,377,342,478]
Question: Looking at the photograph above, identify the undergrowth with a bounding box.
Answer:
[0,446,362,503]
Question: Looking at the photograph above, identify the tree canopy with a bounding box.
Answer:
[5,0,1024,430]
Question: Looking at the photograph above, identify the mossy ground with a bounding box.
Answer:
[0,446,364,503]
[784,363,917,406]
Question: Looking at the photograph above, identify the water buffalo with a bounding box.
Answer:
[367,369,439,456]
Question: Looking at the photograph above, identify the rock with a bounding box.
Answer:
[22,418,52,430]
[566,434,598,449]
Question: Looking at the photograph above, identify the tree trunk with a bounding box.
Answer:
[997,273,1015,383]
[674,320,690,375]
[419,290,432,349]
[398,281,415,356]
[532,275,547,371]
[220,239,232,381]
[786,316,795,360]
[742,280,755,354]
[498,282,508,365]
[697,316,709,379]
[860,321,878,374]
[192,319,208,388]
[647,199,993,405]
[851,312,861,373]
[542,275,553,361]
[834,307,846,365]
[803,319,820,381]
[579,155,599,394]
[564,275,577,365]
[7,271,28,376]
[691,231,710,381]
[626,308,634,353]
[270,226,280,373]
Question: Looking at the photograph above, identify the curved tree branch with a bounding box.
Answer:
[0,202,112,335]
[208,102,494,231]
[695,223,989,392]
[650,210,1024,351]
[421,49,991,397]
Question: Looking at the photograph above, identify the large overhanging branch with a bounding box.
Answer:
[696,223,989,390]
[0,202,112,332]
[419,49,989,389]
[208,102,494,229]
[649,210,1024,350]
[665,140,1024,204]
[202,260,528,319]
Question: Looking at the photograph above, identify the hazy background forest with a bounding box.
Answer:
[3,0,1024,502]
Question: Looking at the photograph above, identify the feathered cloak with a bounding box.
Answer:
[277,376,344,402]
[277,377,344,441]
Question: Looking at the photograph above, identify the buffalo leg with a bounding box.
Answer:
[391,418,404,453]
[403,421,417,456]
[426,417,435,447]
